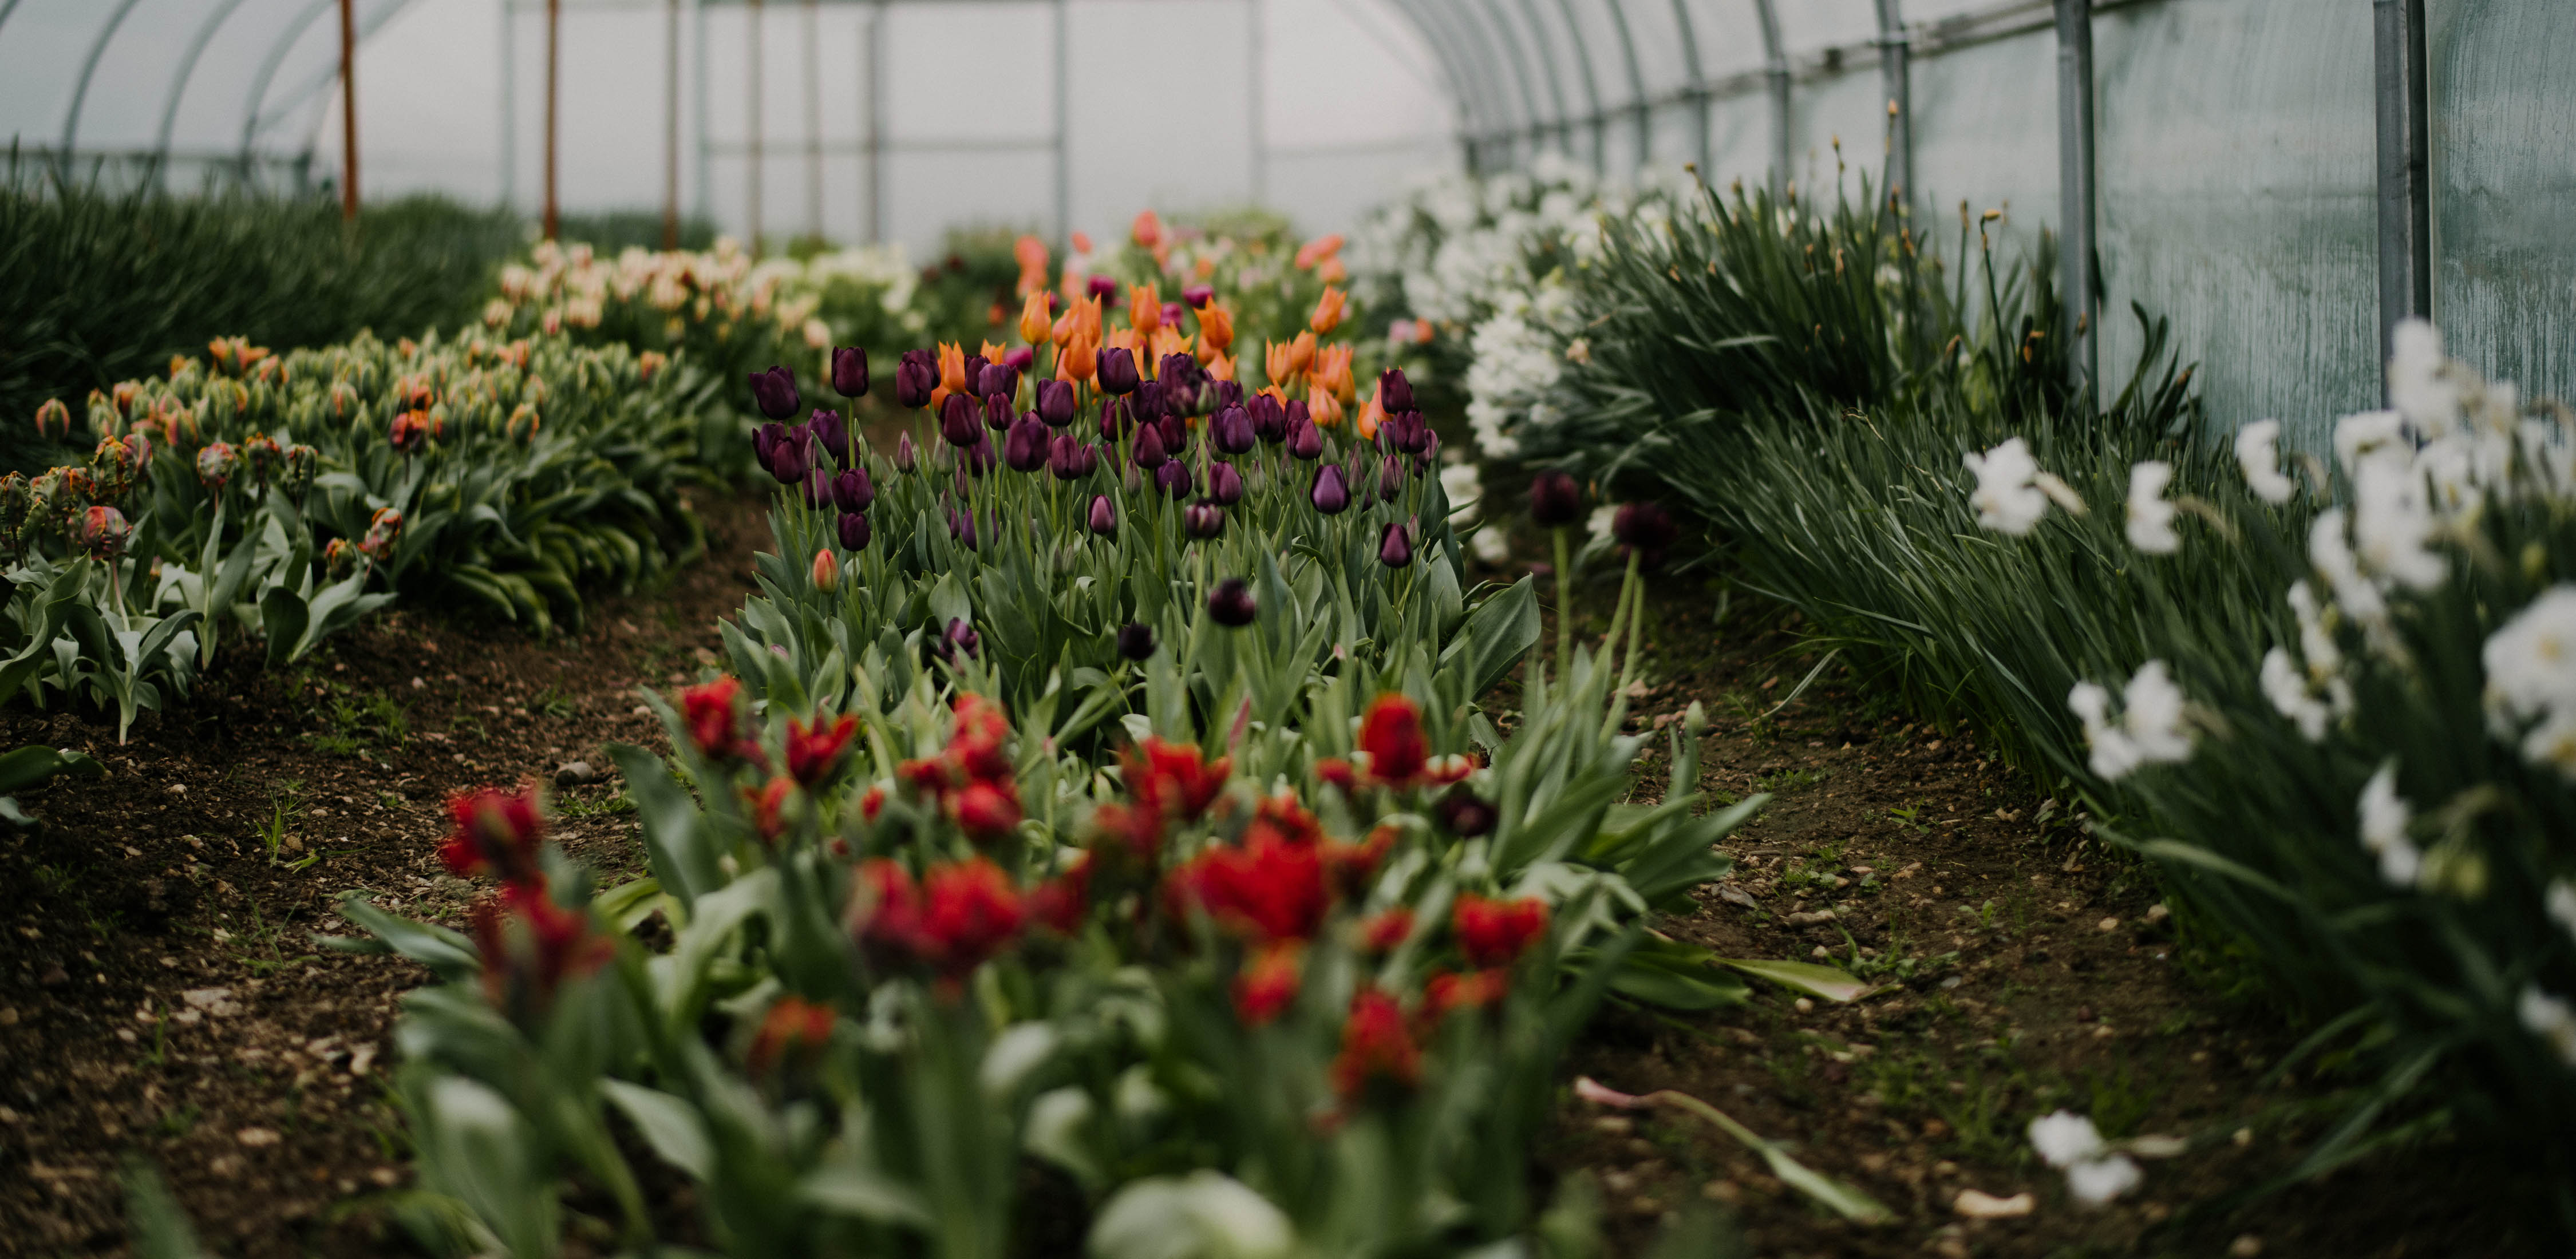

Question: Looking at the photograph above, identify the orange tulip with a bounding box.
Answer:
[1071,230,1095,254]
[1150,326,1191,365]
[937,342,967,394]
[1263,341,1292,387]
[1288,331,1317,378]
[1013,235,1049,294]
[1060,335,1098,383]
[1293,233,1345,270]
[1128,283,1161,335]
[1020,292,1051,345]
[1319,257,1347,284]
[1074,294,1104,344]
[1310,287,1347,335]
[1307,389,1344,429]
[1194,256,1217,281]
[1354,391,1385,441]
[1195,304,1235,357]
[1203,353,1236,381]
[1131,209,1163,249]
[979,339,1009,364]
[1312,344,1356,403]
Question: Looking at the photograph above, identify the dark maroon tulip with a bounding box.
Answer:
[810,407,850,462]
[1155,413,1188,458]
[1207,577,1257,627]
[1311,464,1350,515]
[1183,502,1224,539]
[950,506,979,551]
[1131,423,1168,470]
[1210,379,1242,410]
[1049,434,1099,480]
[1133,379,1167,426]
[1116,621,1156,660]
[1378,521,1414,568]
[831,347,870,398]
[1528,470,1581,526]
[1097,346,1139,395]
[940,393,982,447]
[768,425,812,484]
[979,362,1019,401]
[1036,379,1076,427]
[961,354,990,397]
[837,510,872,551]
[1284,399,1311,433]
[1399,411,1431,455]
[1003,345,1036,373]
[799,468,832,509]
[1378,454,1404,501]
[1612,501,1680,564]
[1211,405,1254,455]
[831,467,875,513]
[985,393,1015,433]
[1099,397,1135,442]
[1433,784,1495,837]
[1288,417,1324,462]
[945,617,981,660]
[959,437,996,477]
[1249,394,1287,444]
[753,421,785,469]
[894,431,919,474]
[1156,460,1192,499]
[1207,461,1244,506]
[749,366,801,419]
[1005,415,1049,472]
[1377,369,1415,416]
[895,351,937,409]
[1161,302,1184,332]
[1088,494,1117,536]
[1159,351,1197,389]
[1086,274,1119,301]
[1182,284,1214,308]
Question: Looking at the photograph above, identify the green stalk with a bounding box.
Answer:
[1551,526,1573,677]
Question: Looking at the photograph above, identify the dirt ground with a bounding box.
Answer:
[0,493,2543,1257]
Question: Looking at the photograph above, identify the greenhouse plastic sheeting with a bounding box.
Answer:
[2432,0,2576,412]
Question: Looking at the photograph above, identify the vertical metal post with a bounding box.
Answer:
[1875,0,1910,212]
[663,0,681,247]
[1752,0,1790,196]
[866,0,884,245]
[2055,0,2097,397]
[543,0,559,239]
[1247,0,1266,205]
[1544,0,1606,174]
[501,0,517,208]
[692,0,709,225]
[1600,0,1649,172]
[1665,0,1707,175]
[2374,0,2431,382]
[1053,0,1070,244]
[338,0,358,218]
[748,0,764,256]
[802,0,823,243]
[1502,0,1571,157]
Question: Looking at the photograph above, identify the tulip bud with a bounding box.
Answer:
[33,398,70,442]
[985,393,1014,433]
[979,362,1019,401]
[1207,461,1244,505]
[1086,274,1120,301]
[1207,577,1257,627]
[940,393,982,448]
[1378,521,1414,568]
[961,354,990,398]
[769,426,812,484]
[1528,470,1581,526]
[753,422,783,469]
[1284,398,1311,432]
[1311,464,1350,515]
[945,617,981,660]
[1088,494,1117,536]
[196,441,237,490]
[1116,622,1156,660]
[959,435,996,477]
[1004,345,1036,373]
[1183,502,1225,539]
[810,407,850,463]
[1049,434,1099,480]
[895,431,919,473]
[73,504,131,560]
[1398,410,1431,455]
[1005,415,1049,472]
[1611,501,1680,564]
[1182,284,1214,308]
[831,467,875,513]
[1211,405,1254,455]
[749,366,801,419]
[1155,413,1188,458]
[1099,397,1135,442]
[950,506,979,551]
[1131,422,1168,470]
[1097,346,1139,395]
[1378,454,1405,501]
[1156,460,1193,500]
[1288,417,1324,462]
[802,468,834,509]
[895,351,938,409]
[1249,394,1287,444]
[1377,369,1416,415]
[1161,302,1185,333]
[1433,784,1496,837]
[811,548,841,592]
[1036,378,1076,427]
[832,346,870,398]
[837,510,872,550]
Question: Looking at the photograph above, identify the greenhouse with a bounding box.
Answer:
[3,0,2573,1254]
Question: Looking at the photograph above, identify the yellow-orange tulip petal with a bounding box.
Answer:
[1307,389,1344,429]
[1309,287,1347,335]
[1061,336,1097,383]
[1204,353,1236,381]
[980,340,1009,363]
[1128,283,1161,335]
[1263,341,1292,387]
[1314,345,1356,402]
[1287,330,1317,378]
[1355,392,1385,440]
[1131,209,1163,249]
[1076,294,1104,343]
[1196,303,1235,354]
[937,342,967,394]
[1071,230,1094,254]
[1020,292,1052,345]
[1194,256,1216,280]
[1319,257,1348,284]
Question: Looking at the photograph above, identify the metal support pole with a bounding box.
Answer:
[693,0,710,226]
[1453,0,1547,164]
[664,0,681,247]
[1247,0,1266,204]
[802,0,823,243]
[1753,0,1789,196]
[1875,0,1911,213]
[1543,0,1607,174]
[61,0,148,183]
[501,0,517,208]
[1052,0,1069,244]
[338,0,358,217]
[1601,0,1649,172]
[2055,0,2097,398]
[866,0,885,245]
[1387,0,1502,172]
[748,0,764,256]
[1666,0,1708,175]
[154,0,256,191]
[1502,0,1572,156]
[543,0,560,239]
[2374,0,2431,382]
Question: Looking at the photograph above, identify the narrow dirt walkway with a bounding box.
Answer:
[0,494,768,1256]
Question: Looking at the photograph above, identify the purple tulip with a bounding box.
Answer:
[831,468,875,513]
[894,431,919,474]
[961,354,990,398]
[1207,577,1257,627]
[1100,397,1136,442]
[1116,622,1156,660]
[1005,415,1049,472]
[1161,303,1185,332]
[753,421,785,469]
[1155,413,1188,458]
[1433,784,1495,837]
[1377,368,1415,415]
[1131,423,1168,470]
[768,425,812,484]
[1284,399,1311,433]
[985,393,1016,433]
[1133,379,1167,426]
[1287,417,1323,462]
[1183,502,1225,539]
[1249,394,1287,444]
[1528,470,1580,526]
[1088,494,1117,536]
[749,366,801,419]
[1612,501,1680,565]
[1211,405,1254,455]
[895,351,937,409]
[1156,460,1193,499]
[1394,410,1431,455]
[802,468,835,508]
[950,506,979,551]
[832,346,870,398]
[1050,434,1100,480]
[1311,464,1349,515]
[1003,345,1036,373]
[1377,521,1413,568]
[837,510,872,550]
[1086,274,1120,301]
[979,362,1019,401]
[1036,379,1076,427]
[1210,379,1243,410]
[1378,454,1405,501]
[1207,461,1244,506]
[940,393,982,448]
[1097,346,1139,395]
[945,617,981,660]
[1182,284,1214,308]
[810,407,849,462]
[959,437,996,477]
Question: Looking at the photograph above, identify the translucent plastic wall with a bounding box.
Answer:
[2432,0,2576,411]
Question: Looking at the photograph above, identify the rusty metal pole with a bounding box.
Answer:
[664,0,681,248]
[337,0,358,218]
[543,0,561,240]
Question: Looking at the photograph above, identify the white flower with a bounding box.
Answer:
[2125,460,2180,554]
[2287,581,2344,679]
[2067,661,2192,780]
[2358,762,2421,888]
[2026,1110,2141,1206]
[2349,455,2448,591]
[1585,505,1616,540]
[2235,419,2298,504]
[1471,526,1512,565]
[2518,987,2576,1068]
[1439,462,1483,526]
[1965,438,2049,535]
[2547,880,2576,941]
[2388,318,2462,437]
[2482,587,2576,758]
[2334,409,2412,473]
[2261,647,2333,741]
[2308,509,2389,632]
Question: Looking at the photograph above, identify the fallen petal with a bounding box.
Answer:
[1953,1189,2035,1219]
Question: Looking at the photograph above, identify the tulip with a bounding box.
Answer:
[1049,434,1099,480]
[1284,398,1311,433]
[1100,396,1135,441]
[1377,368,1415,415]
[1207,461,1244,506]
[1210,379,1242,410]
[1036,379,1076,427]
[831,346,870,398]
[1611,501,1680,563]
[1097,346,1140,395]
[1207,577,1257,627]
[959,437,996,477]
[1155,413,1188,458]
[939,393,982,448]
[950,506,979,551]
[1183,502,1224,539]
[1311,464,1350,515]
[831,466,875,513]
[1128,285,1161,335]
[1133,379,1167,426]
[979,362,1018,401]
[73,504,130,561]
[961,353,990,398]
[1061,336,1098,383]
[769,426,812,484]
[810,407,850,462]
[985,393,1014,433]
[811,548,841,592]
[1086,274,1120,302]
[1528,470,1581,526]
[1310,286,1347,335]
[753,421,784,469]
[1249,394,1287,444]
[837,510,872,550]
[34,398,70,442]
[1288,417,1323,462]
[1005,415,1049,472]
[1211,405,1254,455]
[895,431,919,473]
[1004,345,1035,373]
[1088,494,1117,536]
[1020,290,1052,345]
[441,785,546,885]
[1378,454,1405,501]
[1116,622,1156,660]
[1182,284,1214,308]
[943,617,982,662]
[1131,422,1168,470]
[749,365,801,419]
[895,350,937,409]
[1377,521,1413,568]
[801,468,834,509]
[1160,350,1198,391]
[1156,460,1193,500]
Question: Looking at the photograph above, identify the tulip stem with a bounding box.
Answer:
[1601,552,1645,740]
[1551,526,1573,681]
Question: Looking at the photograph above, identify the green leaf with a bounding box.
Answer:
[0,746,102,797]
[1714,957,1871,1004]
[334,893,480,982]
[800,1164,934,1228]
[599,1079,713,1181]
